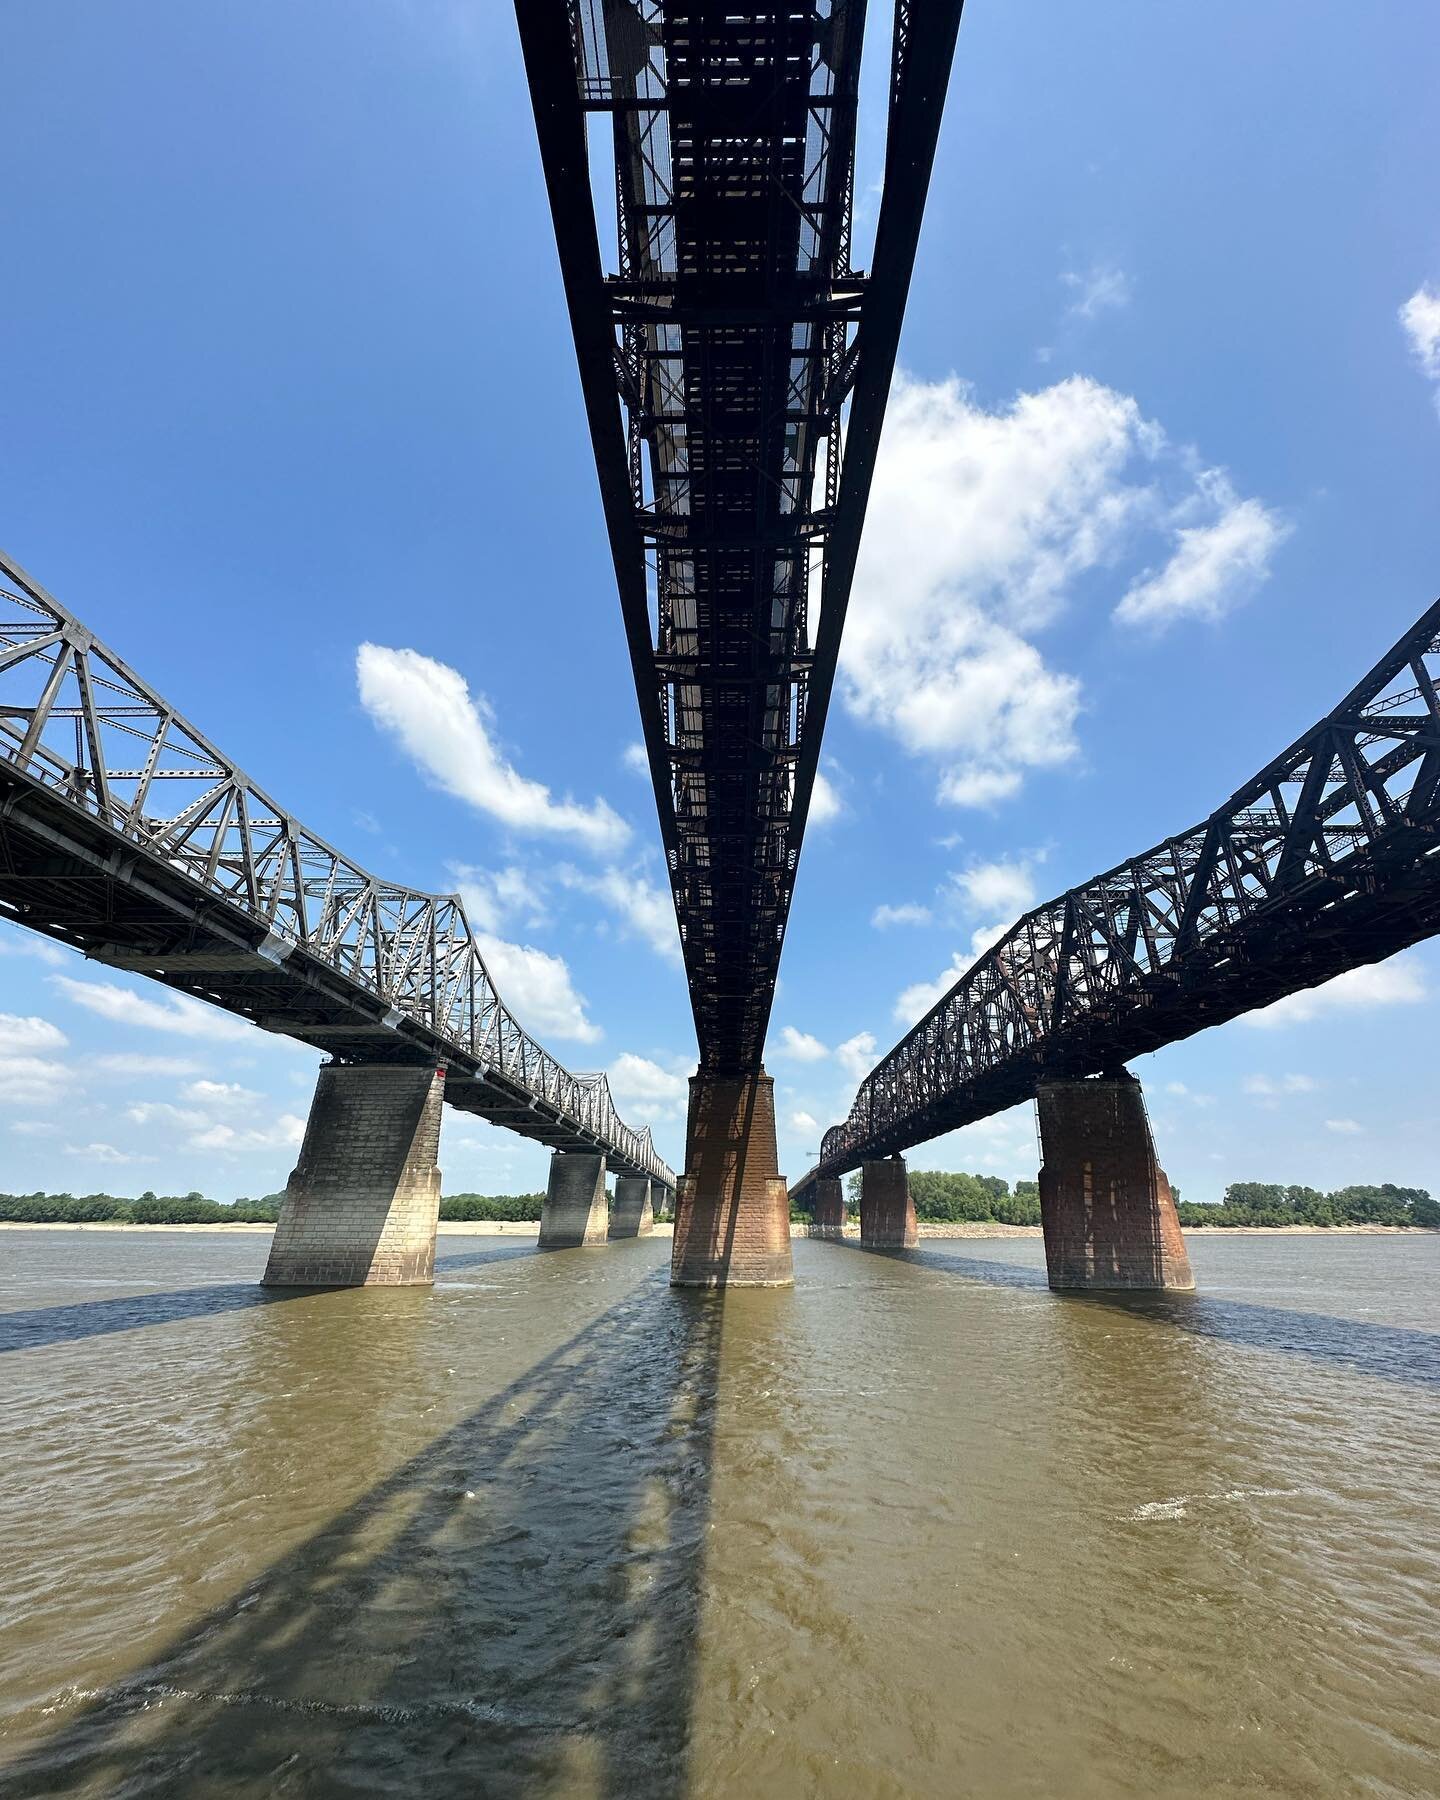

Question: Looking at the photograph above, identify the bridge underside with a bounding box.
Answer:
[519,0,966,1282]
[0,763,660,1176]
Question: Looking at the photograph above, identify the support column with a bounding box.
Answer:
[262,1063,444,1288]
[808,1175,846,1241]
[671,1068,793,1288]
[859,1156,917,1249]
[539,1150,609,1247]
[609,1175,655,1239]
[1037,1072,1194,1292]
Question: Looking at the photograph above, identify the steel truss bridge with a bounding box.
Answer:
[805,601,1440,1183]
[519,0,965,1075]
[0,551,674,1187]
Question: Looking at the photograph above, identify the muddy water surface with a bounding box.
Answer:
[1,1229,1437,1797]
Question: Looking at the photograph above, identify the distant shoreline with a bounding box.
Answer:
[0,1220,1433,1237]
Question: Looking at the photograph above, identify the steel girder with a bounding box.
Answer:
[0,551,674,1186]
[517,0,966,1075]
[808,601,1440,1181]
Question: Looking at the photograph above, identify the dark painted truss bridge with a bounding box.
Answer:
[0,551,674,1186]
[518,0,965,1074]
[810,601,1440,1180]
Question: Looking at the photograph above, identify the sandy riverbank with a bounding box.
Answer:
[1,1219,1432,1237]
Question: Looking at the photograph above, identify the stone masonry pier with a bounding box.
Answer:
[609,1176,655,1239]
[263,1063,445,1288]
[539,1150,609,1248]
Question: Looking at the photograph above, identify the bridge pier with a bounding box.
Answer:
[860,1156,917,1249]
[609,1175,655,1239]
[671,1069,793,1287]
[539,1150,609,1247]
[262,1063,445,1288]
[1037,1072,1194,1292]
[808,1175,846,1240]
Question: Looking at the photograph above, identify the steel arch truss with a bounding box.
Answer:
[0,550,673,1185]
[518,0,965,1074]
[815,601,1440,1178]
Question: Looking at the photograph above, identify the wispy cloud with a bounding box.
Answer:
[51,976,254,1042]
[1061,262,1132,322]
[1399,282,1440,412]
[1244,955,1425,1028]
[871,902,934,929]
[357,643,629,856]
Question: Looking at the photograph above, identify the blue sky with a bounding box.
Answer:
[2,1,1437,1201]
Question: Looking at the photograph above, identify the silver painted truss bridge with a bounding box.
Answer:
[0,550,674,1187]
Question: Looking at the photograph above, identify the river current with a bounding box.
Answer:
[1,1227,1437,1798]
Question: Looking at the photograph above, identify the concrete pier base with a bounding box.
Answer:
[671,1069,793,1288]
[609,1176,655,1239]
[808,1175,846,1241]
[859,1156,917,1249]
[1037,1072,1194,1292]
[262,1063,445,1288]
[539,1151,609,1248]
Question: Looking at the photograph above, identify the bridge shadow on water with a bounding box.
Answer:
[1,1265,723,1799]
[0,1244,541,1355]
[895,1244,1440,1390]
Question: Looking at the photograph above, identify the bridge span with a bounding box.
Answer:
[520,0,967,1286]
[793,600,1440,1293]
[0,548,673,1284]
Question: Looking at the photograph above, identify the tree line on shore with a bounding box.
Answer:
[1,1178,1434,1228]
[828,1171,1439,1228]
[0,1190,547,1225]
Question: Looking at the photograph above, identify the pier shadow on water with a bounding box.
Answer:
[0,1244,541,1355]
[847,1243,1440,1390]
[0,1283,306,1355]
[1,1267,723,1800]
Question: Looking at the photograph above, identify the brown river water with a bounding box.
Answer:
[1,1228,1437,1798]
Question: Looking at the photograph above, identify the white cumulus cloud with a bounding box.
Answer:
[1324,1117,1363,1136]
[607,1052,689,1123]
[357,643,629,857]
[954,859,1037,919]
[476,935,600,1043]
[839,372,1285,807]
[775,1026,829,1063]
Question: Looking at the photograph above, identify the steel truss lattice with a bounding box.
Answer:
[0,550,673,1185]
[519,0,966,1074]
[808,601,1440,1181]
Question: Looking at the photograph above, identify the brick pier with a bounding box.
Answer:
[671,1069,792,1287]
[808,1174,846,1240]
[859,1156,917,1249]
[1036,1072,1194,1291]
[262,1063,444,1287]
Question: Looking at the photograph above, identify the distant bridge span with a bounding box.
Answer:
[0,550,674,1189]
[800,600,1440,1189]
